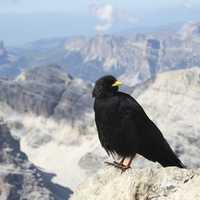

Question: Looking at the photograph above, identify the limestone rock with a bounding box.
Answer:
[71,167,200,200]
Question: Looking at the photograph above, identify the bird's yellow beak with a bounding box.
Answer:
[112,80,122,87]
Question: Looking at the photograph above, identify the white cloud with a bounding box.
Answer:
[95,4,113,32]
[89,0,140,33]
[95,4,113,22]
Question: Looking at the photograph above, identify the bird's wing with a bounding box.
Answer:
[94,113,113,156]
[117,92,184,167]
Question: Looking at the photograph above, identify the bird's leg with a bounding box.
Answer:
[120,156,134,173]
[113,157,126,167]
[120,157,126,165]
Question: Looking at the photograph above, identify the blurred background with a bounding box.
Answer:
[0,0,200,199]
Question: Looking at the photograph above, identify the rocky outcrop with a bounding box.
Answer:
[63,22,200,85]
[1,66,199,191]
[0,64,93,122]
[71,166,200,200]
[135,67,200,168]
[0,121,73,200]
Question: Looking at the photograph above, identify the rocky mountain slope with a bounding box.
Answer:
[0,64,93,132]
[0,65,200,192]
[71,167,200,200]
[135,67,200,167]
[64,23,200,85]
[0,64,96,190]
[0,121,72,200]
[4,21,200,86]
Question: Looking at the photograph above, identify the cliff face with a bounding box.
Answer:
[0,121,73,200]
[135,67,200,167]
[0,64,95,190]
[71,167,200,200]
[0,64,93,131]
[63,22,200,86]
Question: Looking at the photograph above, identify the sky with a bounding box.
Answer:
[0,0,199,14]
[1,0,200,45]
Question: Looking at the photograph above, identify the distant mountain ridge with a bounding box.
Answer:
[1,21,200,86]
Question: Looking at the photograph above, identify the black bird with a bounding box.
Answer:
[93,75,185,171]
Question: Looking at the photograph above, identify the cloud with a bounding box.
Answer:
[89,0,140,33]
[95,4,113,21]
[95,4,113,32]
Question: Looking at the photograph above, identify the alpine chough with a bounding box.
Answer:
[93,75,185,171]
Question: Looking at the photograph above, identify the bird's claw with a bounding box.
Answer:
[105,161,131,172]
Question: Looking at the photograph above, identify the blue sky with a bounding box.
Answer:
[1,0,200,45]
[0,0,199,14]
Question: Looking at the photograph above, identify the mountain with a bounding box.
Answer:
[0,64,96,190]
[0,66,199,191]
[0,121,72,200]
[5,21,200,87]
[134,67,200,167]
[0,64,93,128]
[64,28,200,86]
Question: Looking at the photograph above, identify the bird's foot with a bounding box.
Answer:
[105,161,130,173]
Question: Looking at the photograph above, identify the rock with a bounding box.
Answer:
[0,121,73,200]
[70,167,200,200]
[135,67,200,168]
[0,64,93,123]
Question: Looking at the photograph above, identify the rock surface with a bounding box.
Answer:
[135,67,200,168]
[1,66,200,190]
[0,64,93,133]
[0,121,73,200]
[71,166,200,200]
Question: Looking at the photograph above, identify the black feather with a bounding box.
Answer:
[93,75,185,168]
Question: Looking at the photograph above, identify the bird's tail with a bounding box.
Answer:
[159,152,186,168]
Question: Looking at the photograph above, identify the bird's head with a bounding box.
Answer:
[92,75,122,98]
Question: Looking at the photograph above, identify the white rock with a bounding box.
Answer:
[71,167,200,200]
